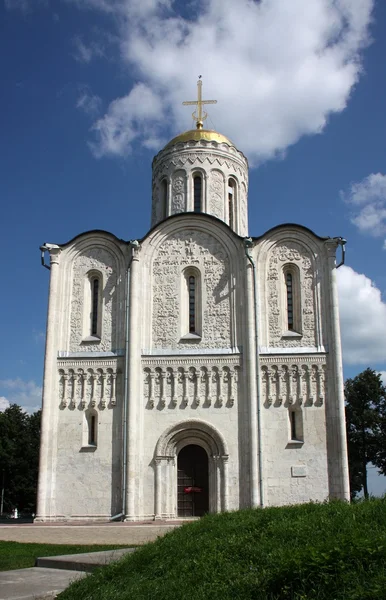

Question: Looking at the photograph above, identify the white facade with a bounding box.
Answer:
[36,126,350,522]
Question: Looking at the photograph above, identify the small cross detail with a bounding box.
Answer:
[183,78,217,130]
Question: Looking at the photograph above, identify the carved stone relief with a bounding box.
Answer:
[143,358,240,410]
[260,358,326,408]
[70,248,117,352]
[58,360,122,410]
[209,170,225,220]
[171,171,186,214]
[152,230,231,349]
[267,242,316,348]
[153,152,247,182]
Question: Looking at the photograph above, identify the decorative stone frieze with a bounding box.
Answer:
[209,170,225,220]
[57,358,123,410]
[152,230,232,349]
[70,247,118,353]
[142,356,241,409]
[267,241,317,348]
[260,356,326,408]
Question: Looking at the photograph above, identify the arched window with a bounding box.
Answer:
[161,179,168,219]
[181,268,202,338]
[286,272,294,331]
[228,179,235,229]
[91,277,99,336]
[193,175,202,212]
[188,275,196,333]
[83,271,102,341]
[283,265,301,335]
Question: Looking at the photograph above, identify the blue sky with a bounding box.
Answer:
[1,0,386,493]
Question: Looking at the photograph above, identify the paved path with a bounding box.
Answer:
[0,522,180,545]
[0,547,137,599]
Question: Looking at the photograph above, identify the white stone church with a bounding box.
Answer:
[36,83,350,521]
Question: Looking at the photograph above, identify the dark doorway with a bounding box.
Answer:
[177,444,209,517]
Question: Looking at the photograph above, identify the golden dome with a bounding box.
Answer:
[165,129,233,148]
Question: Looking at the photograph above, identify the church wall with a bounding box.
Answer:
[142,222,244,352]
[254,229,332,504]
[57,236,127,355]
[260,356,329,505]
[53,401,122,518]
[51,356,124,519]
[255,231,325,352]
[135,220,246,517]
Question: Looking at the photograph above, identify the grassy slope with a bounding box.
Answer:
[0,542,131,571]
[59,499,386,600]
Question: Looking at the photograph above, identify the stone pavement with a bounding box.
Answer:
[0,521,184,599]
[0,566,86,600]
[0,521,180,545]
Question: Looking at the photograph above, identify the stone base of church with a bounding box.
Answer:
[34,514,115,523]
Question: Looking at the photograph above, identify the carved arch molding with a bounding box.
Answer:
[153,419,229,517]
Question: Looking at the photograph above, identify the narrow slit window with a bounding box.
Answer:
[189,275,196,333]
[91,278,99,336]
[89,414,96,445]
[289,408,303,442]
[286,272,294,330]
[290,410,297,440]
[228,179,234,229]
[193,176,202,212]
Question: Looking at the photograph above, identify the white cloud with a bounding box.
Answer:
[337,265,386,365]
[90,82,163,157]
[77,0,373,160]
[72,35,105,63]
[5,0,374,161]
[0,379,42,414]
[0,397,10,412]
[77,89,102,116]
[341,173,386,240]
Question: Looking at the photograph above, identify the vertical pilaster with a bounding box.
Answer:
[125,246,142,519]
[245,258,260,507]
[325,241,350,500]
[36,246,61,521]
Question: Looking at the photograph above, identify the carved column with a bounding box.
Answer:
[325,240,350,500]
[36,246,61,521]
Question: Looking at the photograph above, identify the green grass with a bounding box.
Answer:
[58,499,386,600]
[0,541,132,571]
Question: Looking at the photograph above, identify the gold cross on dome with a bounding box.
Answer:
[183,77,217,130]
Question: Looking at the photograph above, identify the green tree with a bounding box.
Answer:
[345,368,386,499]
[0,405,41,514]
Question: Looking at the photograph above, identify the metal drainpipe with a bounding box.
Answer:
[244,238,264,507]
[335,238,346,268]
[110,241,137,521]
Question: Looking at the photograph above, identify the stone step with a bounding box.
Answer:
[35,547,136,572]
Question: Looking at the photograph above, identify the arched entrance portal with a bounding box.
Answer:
[177,445,209,517]
[154,419,229,519]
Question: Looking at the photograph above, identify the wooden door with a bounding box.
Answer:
[177,444,209,517]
